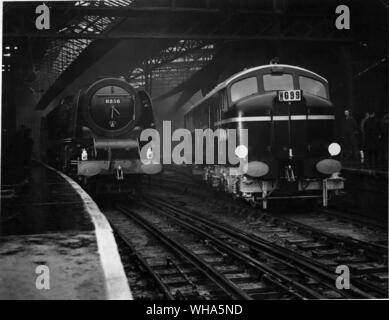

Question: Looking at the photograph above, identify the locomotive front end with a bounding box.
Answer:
[185,64,344,209]
[50,77,161,195]
[228,65,344,207]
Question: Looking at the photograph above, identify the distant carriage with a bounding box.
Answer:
[184,64,344,208]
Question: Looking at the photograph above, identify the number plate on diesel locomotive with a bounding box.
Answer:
[278,90,301,102]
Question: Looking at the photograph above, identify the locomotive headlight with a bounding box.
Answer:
[81,148,88,161]
[328,143,341,156]
[235,145,248,159]
[146,147,153,160]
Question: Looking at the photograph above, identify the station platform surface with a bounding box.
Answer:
[0,162,132,300]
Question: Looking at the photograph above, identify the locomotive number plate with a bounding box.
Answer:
[278,90,302,102]
[104,98,121,104]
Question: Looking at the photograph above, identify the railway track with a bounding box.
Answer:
[108,207,314,300]
[113,197,379,299]
[314,207,388,232]
[149,175,387,246]
[107,203,360,300]
[140,195,388,298]
[108,208,247,300]
[273,209,388,249]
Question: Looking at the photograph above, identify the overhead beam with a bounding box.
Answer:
[4,32,353,42]
[129,42,214,80]
[35,39,119,110]
[4,5,282,16]
[74,6,223,15]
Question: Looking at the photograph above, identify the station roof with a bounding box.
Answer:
[2,0,388,113]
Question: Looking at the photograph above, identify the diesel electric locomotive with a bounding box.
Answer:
[184,64,344,208]
[45,77,161,195]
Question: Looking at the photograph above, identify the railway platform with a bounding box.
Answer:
[0,162,132,300]
[335,162,388,219]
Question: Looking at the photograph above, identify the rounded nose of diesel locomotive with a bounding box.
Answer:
[316,158,342,175]
[244,161,270,177]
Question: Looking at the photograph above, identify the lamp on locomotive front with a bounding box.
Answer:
[328,142,341,156]
[235,145,248,159]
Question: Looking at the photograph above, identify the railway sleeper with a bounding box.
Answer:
[297,242,332,250]
[257,227,289,233]
[348,264,388,275]
[305,277,321,285]
[285,238,313,244]
[250,291,285,300]
[371,273,389,281]
[334,256,368,264]
[223,273,256,283]
[209,264,242,273]
[190,248,215,255]
[237,282,269,292]
[145,257,179,266]
[196,254,225,263]
[170,287,213,299]
[272,232,293,239]
[311,249,341,258]
[157,268,199,277]
[148,261,193,270]
[142,251,178,260]
[321,290,344,298]
[161,275,205,286]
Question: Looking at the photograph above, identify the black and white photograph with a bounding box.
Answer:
[0,0,388,307]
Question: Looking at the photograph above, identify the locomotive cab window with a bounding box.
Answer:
[230,77,258,102]
[263,74,293,91]
[299,76,327,99]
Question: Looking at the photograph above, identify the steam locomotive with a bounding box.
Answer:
[184,64,344,208]
[45,77,161,195]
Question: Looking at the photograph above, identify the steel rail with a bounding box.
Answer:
[109,222,175,300]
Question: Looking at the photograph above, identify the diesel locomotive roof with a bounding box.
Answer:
[185,64,328,115]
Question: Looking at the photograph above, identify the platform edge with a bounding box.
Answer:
[40,162,133,300]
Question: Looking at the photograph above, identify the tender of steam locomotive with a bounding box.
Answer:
[45,77,161,194]
[184,64,344,208]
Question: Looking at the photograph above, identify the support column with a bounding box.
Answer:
[143,63,153,95]
[340,46,354,112]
